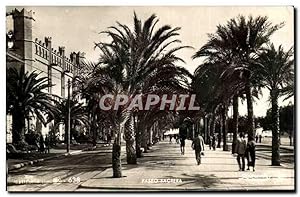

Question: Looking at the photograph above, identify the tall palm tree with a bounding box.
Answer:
[193,15,283,140]
[192,58,243,150]
[255,44,294,166]
[94,12,191,172]
[6,68,59,144]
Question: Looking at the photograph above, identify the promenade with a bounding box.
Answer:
[78,140,294,191]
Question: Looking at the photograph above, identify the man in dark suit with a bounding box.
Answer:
[192,133,205,165]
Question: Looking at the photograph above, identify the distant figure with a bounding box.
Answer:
[169,135,172,143]
[217,133,221,148]
[39,134,45,153]
[192,134,205,165]
[45,134,50,153]
[176,135,179,144]
[235,133,247,171]
[209,135,213,150]
[180,137,186,155]
[107,133,111,144]
[246,136,256,171]
[212,135,216,151]
[259,135,262,143]
[255,135,258,143]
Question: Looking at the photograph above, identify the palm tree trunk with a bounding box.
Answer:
[206,116,211,144]
[124,114,137,164]
[203,116,207,139]
[148,126,153,148]
[70,119,74,143]
[12,110,26,144]
[217,117,221,148]
[112,123,122,178]
[152,122,157,144]
[232,95,239,154]
[135,117,142,158]
[142,125,149,153]
[91,114,97,146]
[221,104,228,151]
[64,119,68,144]
[290,129,293,146]
[245,81,255,140]
[271,89,280,166]
[210,114,216,137]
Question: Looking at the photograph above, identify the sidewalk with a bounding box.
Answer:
[226,142,294,151]
[7,149,84,171]
[7,144,97,171]
[79,140,295,191]
[258,143,294,151]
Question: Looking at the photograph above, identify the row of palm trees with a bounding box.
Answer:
[7,13,294,177]
[74,13,193,177]
[192,15,294,166]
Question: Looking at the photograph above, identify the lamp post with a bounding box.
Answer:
[67,79,71,153]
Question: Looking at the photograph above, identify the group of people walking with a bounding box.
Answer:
[170,118,256,170]
[174,132,256,171]
[177,132,205,165]
[235,133,256,171]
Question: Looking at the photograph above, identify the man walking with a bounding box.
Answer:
[192,133,205,165]
[179,123,188,155]
[246,136,256,171]
[235,133,247,171]
[180,137,186,155]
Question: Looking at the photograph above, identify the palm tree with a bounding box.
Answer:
[193,15,284,140]
[94,12,191,172]
[232,95,239,154]
[255,44,294,166]
[192,58,243,150]
[50,98,89,143]
[6,68,58,145]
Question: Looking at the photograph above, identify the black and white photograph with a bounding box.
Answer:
[4,4,295,192]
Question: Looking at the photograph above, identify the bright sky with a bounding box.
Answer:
[7,6,294,117]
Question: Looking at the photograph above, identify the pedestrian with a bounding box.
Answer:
[255,135,258,143]
[180,137,186,155]
[39,134,45,153]
[246,136,256,171]
[45,134,50,153]
[191,133,205,165]
[212,134,216,150]
[259,135,262,143]
[209,135,213,150]
[107,133,111,144]
[169,135,172,143]
[235,133,247,171]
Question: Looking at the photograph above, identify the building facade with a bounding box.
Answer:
[6,8,85,142]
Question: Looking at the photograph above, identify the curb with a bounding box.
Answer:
[258,144,294,151]
[7,146,95,171]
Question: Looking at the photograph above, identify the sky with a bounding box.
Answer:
[7,6,294,117]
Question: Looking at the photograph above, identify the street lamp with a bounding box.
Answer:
[7,31,14,49]
[67,79,71,153]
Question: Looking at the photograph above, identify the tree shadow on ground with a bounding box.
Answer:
[162,173,220,188]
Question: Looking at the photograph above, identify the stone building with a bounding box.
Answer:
[6,8,85,142]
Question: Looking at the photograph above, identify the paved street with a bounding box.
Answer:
[7,140,294,191]
[7,145,123,191]
[255,144,294,167]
